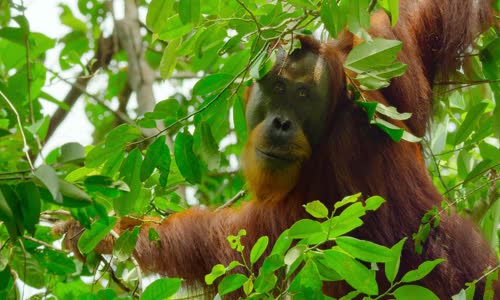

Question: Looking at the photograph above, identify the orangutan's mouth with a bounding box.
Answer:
[255,148,295,162]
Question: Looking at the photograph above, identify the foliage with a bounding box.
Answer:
[206,196,446,299]
[0,0,497,299]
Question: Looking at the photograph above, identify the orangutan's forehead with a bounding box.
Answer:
[278,52,329,84]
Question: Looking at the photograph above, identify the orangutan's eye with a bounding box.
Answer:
[274,81,286,94]
[297,87,309,97]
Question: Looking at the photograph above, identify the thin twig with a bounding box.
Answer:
[23,235,59,251]
[443,161,500,195]
[0,90,35,170]
[435,79,499,85]
[216,190,247,211]
[46,69,133,124]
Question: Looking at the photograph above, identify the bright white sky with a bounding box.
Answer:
[24,0,94,158]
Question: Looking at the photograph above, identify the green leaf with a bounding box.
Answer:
[141,278,182,300]
[115,149,143,216]
[160,38,180,79]
[78,217,118,254]
[335,193,362,209]
[106,124,142,148]
[305,200,329,219]
[336,236,393,262]
[375,102,412,120]
[10,248,45,288]
[205,264,226,285]
[250,48,276,80]
[59,142,85,163]
[378,0,399,26]
[0,189,16,240]
[0,189,13,225]
[288,260,323,296]
[58,179,92,206]
[288,219,324,239]
[158,15,193,41]
[372,118,405,142]
[320,0,346,38]
[140,135,171,184]
[193,73,233,96]
[144,99,181,120]
[59,4,87,32]
[401,259,445,283]
[357,101,378,120]
[284,244,306,267]
[365,195,385,211]
[195,121,220,170]
[345,38,403,72]
[250,236,269,265]
[146,0,175,34]
[218,274,248,296]
[454,101,489,145]
[34,164,59,201]
[174,132,201,184]
[392,285,439,300]
[254,272,277,293]
[148,227,161,244]
[385,237,407,283]
[113,226,140,262]
[323,248,378,295]
[271,229,292,256]
[179,0,200,24]
[16,182,41,235]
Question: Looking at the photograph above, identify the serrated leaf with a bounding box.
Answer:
[401,259,444,283]
[140,278,182,300]
[392,285,439,300]
[174,132,201,184]
[78,217,117,254]
[250,236,269,265]
[336,236,393,262]
[305,200,329,218]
